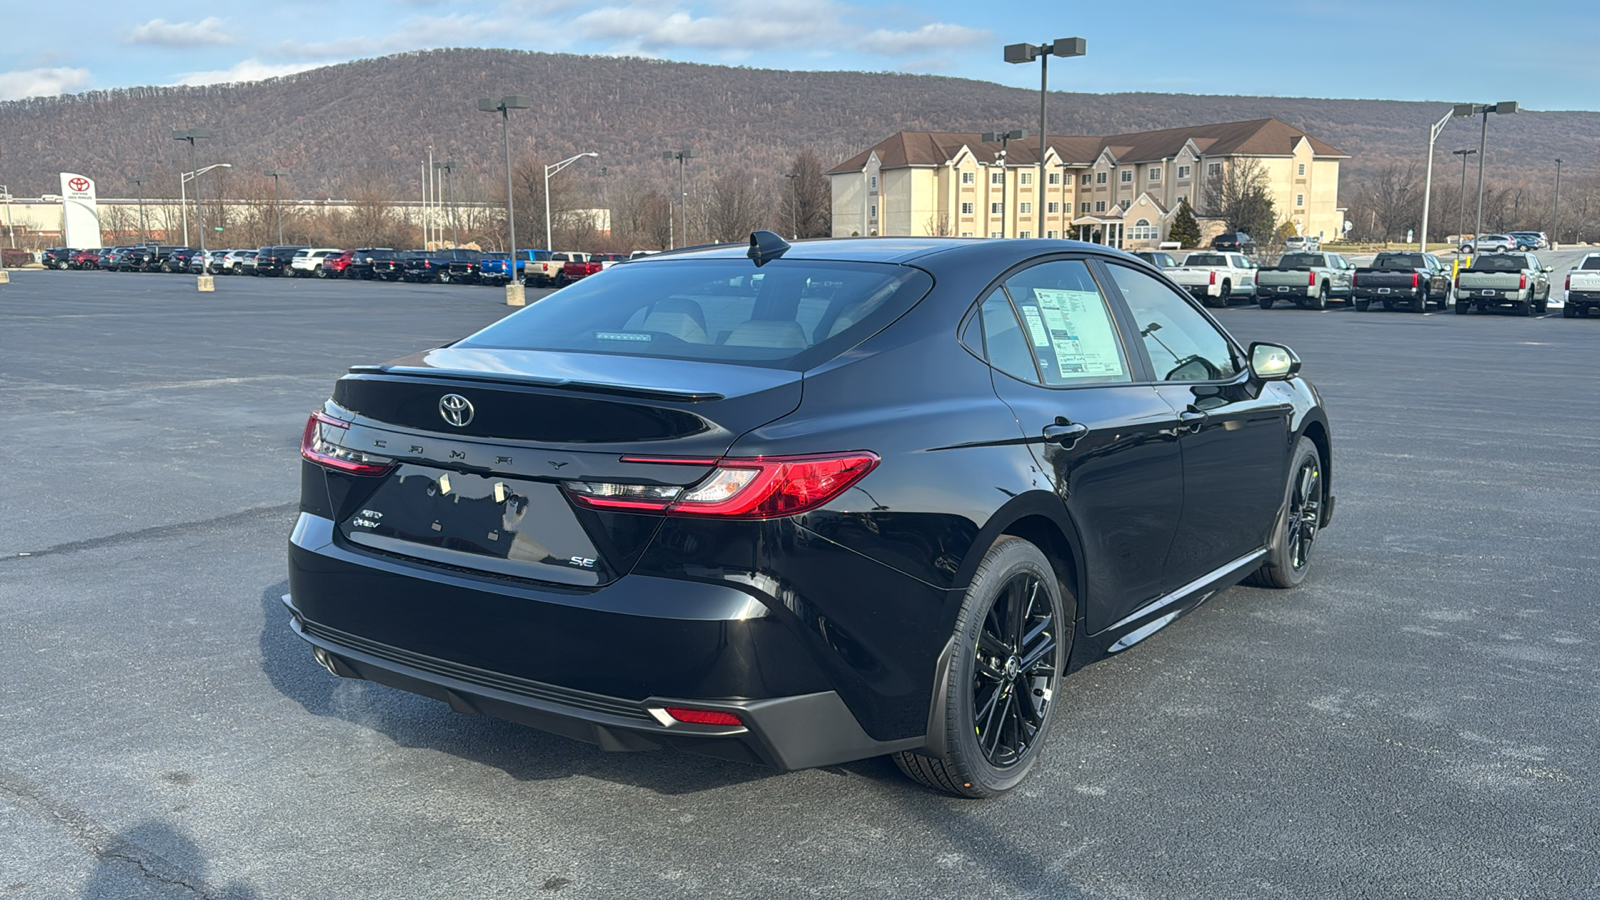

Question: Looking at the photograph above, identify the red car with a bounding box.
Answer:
[70,249,102,269]
[557,257,604,285]
[320,250,354,278]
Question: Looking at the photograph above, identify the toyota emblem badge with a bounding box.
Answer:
[439,394,474,427]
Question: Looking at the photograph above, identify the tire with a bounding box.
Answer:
[893,536,1070,798]
[316,266,328,279]
[1382,299,1394,311]
[1519,300,1533,317]
[1563,304,1577,318]
[1257,295,1273,310]
[1219,280,1232,306]
[1354,298,1370,311]
[56,260,68,270]
[1312,284,1328,310]
[1455,299,1471,315]
[1247,437,1324,589]
[439,271,452,284]
[1536,291,1548,315]
[1413,293,1428,313]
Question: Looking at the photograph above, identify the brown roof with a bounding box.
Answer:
[828,118,1348,174]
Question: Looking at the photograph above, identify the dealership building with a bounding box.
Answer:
[829,118,1347,248]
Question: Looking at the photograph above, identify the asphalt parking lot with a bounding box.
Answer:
[2,267,1597,899]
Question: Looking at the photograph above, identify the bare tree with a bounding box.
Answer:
[702,169,768,244]
[1202,158,1276,241]
[924,212,953,237]
[781,150,832,238]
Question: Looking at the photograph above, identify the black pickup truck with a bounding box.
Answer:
[1351,252,1453,312]
[345,248,400,280]
[402,248,480,283]
[444,249,487,284]
[121,245,187,272]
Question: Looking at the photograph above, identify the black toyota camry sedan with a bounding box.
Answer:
[287,234,1334,797]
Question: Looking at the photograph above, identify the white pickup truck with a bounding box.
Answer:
[1166,252,1258,307]
[525,250,590,287]
[1564,253,1600,318]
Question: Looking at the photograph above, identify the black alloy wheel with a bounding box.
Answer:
[895,537,1069,798]
[1249,437,1323,588]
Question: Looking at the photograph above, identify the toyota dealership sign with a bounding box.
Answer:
[59,172,102,249]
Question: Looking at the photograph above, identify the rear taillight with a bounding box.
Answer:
[565,452,879,519]
[1566,274,1572,291]
[1209,271,1216,285]
[301,412,394,476]
[1308,271,1316,286]
[1412,273,1419,288]
[1520,273,1527,290]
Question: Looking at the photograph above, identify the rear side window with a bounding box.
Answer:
[998,260,1130,387]
[456,259,934,371]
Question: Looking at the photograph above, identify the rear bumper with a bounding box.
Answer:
[1352,286,1424,300]
[285,512,928,769]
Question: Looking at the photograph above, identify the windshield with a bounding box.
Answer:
[455,258,934,370]
[1471,255,1527,272]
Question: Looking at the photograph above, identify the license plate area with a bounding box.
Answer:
[1480,289,1498,297]
[1377,287,1391,294]
[1277,285,1290,292]
[339,465,612,586]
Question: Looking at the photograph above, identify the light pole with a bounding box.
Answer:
[1005,37,1086,238]
[433,160,459,247]
[1553,158,1562,245]
[1419,106,1474,252]
[544,152,598,252]
[982,130,1025,238]
[172,129,212,252]
[1057,162,1071,239]
[478,96,530,304]
[130,175,149,244]
[784,172,800,238]
[663,149,698,248]
[1462,101,1518,256]
[265,168,288,245]
[179,163,231,253]
[0,184,13,249]
[1451,149,1476,243]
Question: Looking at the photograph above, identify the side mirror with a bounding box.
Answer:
[1543,266,1554,273]
[1249,342,1301,381]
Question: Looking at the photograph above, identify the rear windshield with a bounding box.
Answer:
[456,258,934,370]
[1373,253,1425,269]
[1183,254,1227,266]
[1471,255,1527,272]
[1582,257,1600,271]
[1276,254,1323,268]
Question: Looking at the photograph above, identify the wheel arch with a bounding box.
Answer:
[1297,414,1333,526]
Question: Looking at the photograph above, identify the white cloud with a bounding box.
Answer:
[858,22,989,56]
[172,59,331,87]
[0,67,93,100]
[126,17,236,48]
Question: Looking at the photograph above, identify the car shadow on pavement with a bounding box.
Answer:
[257,583,778,795]
[79,820,260,900]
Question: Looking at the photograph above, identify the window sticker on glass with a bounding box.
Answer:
[1030,288,1126,378]
[1021,306,1052,348]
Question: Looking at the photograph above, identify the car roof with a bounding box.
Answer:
[643,236,1137,267]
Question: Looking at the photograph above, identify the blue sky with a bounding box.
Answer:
[3,0,1596,110]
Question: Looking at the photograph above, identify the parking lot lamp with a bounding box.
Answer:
[1451,149,1475,242]
[1461,102,1518,256]
[173,129,212,252]
[982,130,1026,238]
[1006,38,1085,237]
[663,150,698,248]
[264,169,289,245]
[1553,158,1562,245]
[1420,106,1474,252]
[544,153,598,252]
[130,175,149,244]
[433,160,460,247]
[478,97,530,301]
[0,185,13,249]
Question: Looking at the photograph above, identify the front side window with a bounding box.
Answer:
[1104,263,1240,382]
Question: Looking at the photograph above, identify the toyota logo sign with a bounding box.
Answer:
[68,177,90,193]
[439,394,474,428]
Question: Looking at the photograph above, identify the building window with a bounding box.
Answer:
[1096,172,1108,184]
[989,231,1002,239]
[1296,194,1305,207]
[961,231,973,237]
[1046,230,1059,238]
[1019,202,1032,215]
[1207,163,1222,177]
[1020,172,1033,185]
[1297,163,1306,176]
[1095,201,1106,213]
[991,172,1004,185]
[870,204,877,218]
[1177,164,1191,180]
[1081,174,1092,186]
[961,171,975,185]
[1148,168,1162,183]
[960,201,974,215]
[1120,169,1133,183]
[1047,201,1060,214]
[1019,231,1031,238]
[1048,172,1061,185]
[990,202,1003,215]
[1130,218,1159,241]
[1081,202,1091,212]
[869,175,877,190]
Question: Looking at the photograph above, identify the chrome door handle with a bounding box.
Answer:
[1178,410,1207,434]
[1042,420,1089,446]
